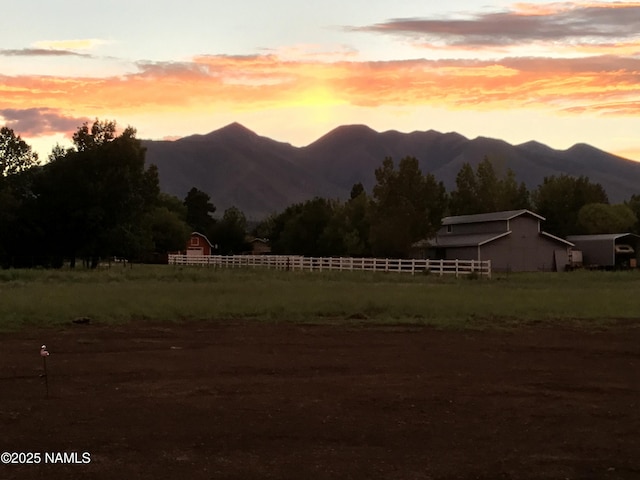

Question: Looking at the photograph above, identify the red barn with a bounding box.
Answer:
[185,232,215,256]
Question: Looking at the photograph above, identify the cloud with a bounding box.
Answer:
[352,2,640,48]
[0,108,89,137]
[0,48,90,57]
[33,39,109,51]
[2,50,639,131]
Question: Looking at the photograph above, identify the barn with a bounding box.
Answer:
[423,210,573,272]
[566,233,640,269]
[185,232,215,256]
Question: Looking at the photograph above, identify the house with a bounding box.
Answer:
[246,237,271,255]
[185,232,215,256]
[566,233,639,269]
[419,209,573,272]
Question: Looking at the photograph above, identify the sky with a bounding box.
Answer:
[2,0,640,163]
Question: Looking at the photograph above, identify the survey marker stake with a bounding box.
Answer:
[40,344,50,398]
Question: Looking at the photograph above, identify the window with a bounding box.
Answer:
[447,225,452,233]
[190,237,199,246]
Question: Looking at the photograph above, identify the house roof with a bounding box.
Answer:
[442,209,544,226]
[566,233,640,242]
[430,231,512,248]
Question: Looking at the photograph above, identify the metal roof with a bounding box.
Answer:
[442,209,545,226]
[430,231,511,248]
[541,231,574,246]
[566,233,640,242]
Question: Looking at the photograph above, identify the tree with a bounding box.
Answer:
[35,120,160,267]
[143,206,191,254]
[369,156,446,257]
[183,187,216,235]
[626,194,640,234]
[449,163,478,215]
[268,197,337,256]
[449,157,530,215]
[0,127,39,178]
[475,157,500,211]
[499,169,531,212]
[533,175,609,238]
[72,119,116,151]
[338,187,372,256]
[0,129,41,266]
[577,203,636,234]
[211,207,248,254]
[350,182,365,200]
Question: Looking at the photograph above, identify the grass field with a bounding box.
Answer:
[1,265,639,330]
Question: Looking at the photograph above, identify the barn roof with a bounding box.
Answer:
[442,209,544,226]
[427,230,573,248]
[566,233,640,242]
[430,231,511,248]
[191,231,214,247]
[541,231,574,246]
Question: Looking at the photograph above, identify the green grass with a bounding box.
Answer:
[1,265,639,330]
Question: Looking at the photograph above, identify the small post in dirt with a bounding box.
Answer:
[40,344,50,398]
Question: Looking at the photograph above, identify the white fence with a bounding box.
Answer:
[168,254,491,278]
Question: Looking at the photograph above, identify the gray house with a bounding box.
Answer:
[566,233,639,268]
[422,210,573,272]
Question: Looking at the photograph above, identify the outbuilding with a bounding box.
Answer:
[566,233,639,269]
[185,232,215,256]
[421,209,574,272]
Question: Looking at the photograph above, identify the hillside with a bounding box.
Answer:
[143,123,640,219]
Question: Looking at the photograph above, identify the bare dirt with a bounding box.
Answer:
[1,321,639,479]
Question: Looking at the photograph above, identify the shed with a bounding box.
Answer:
[566,233,640,268]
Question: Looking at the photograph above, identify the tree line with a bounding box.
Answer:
[1,120,639,266]
[0,121,248,268]
[258,156,639,258]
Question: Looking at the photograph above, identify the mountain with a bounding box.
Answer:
[142,123,640,219]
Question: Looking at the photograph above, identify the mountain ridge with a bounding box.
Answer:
[142,123,640,219]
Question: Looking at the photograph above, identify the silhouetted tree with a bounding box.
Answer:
[626,194,640,234]
[450,157,530,215]
[577,203,636,234]
[369,156,446,257]
[183,187,216,236]
[211,206,248,254]
[268,198,337,256]
[533,175,608,238]
[35,120,159,267]
[0,127,39,178]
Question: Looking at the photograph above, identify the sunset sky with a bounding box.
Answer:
[2,0,640,162]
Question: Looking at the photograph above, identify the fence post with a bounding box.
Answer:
[440,259,443,276]
[455,259,459,278]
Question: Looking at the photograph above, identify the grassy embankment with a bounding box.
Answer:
[0,265,639,331]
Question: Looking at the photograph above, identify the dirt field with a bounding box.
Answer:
[1,321,639,480]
